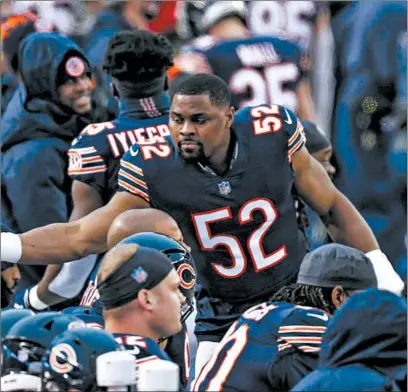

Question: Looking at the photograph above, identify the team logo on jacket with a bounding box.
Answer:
[176,263,196,290]
[65,56,86,78]
[218,181,231,196]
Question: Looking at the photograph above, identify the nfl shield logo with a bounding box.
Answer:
[131,267,148,284]
[218,181,231,196]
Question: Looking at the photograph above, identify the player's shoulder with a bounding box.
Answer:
[254,34,302,58]
[282,304,330,327]
[121,135,174,167]
[183,34,218,52]
[234,103,298,127]
[71,120,118,151]
[275,303,329,354]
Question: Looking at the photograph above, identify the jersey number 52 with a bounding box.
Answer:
[192,198,287,278]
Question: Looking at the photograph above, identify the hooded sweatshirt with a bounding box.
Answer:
[292,288,407,391]
[1,33,115,281]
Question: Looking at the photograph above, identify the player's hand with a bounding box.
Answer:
[366,250,405,295]
[13,287,49,312]
[13,289,32,310]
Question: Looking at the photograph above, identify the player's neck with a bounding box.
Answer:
[205,130,235,176]
[209,19,249,40]
[105,317,160,341]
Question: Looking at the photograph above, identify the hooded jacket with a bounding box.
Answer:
[1,32,115,268]
[292,289,407,391]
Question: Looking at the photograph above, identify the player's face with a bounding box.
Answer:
[58,74,92,114]
[169,94,234,163]
[312,147,336,178]
[152,270,185,337]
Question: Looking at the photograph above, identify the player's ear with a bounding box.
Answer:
[138,289,155,310]
[331,285,347,310]
[225,106,235,129]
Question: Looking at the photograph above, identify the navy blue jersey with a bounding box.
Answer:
[180,35,304,111]
[118,104,307,303]
[191,301,329,392]
[68,94,171,203]
[114,333,171,364]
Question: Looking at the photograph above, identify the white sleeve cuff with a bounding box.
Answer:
[365,249,405,295]
[1,233,22,263]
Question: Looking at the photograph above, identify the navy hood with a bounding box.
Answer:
[1,33,114,152]
[319,289,407,382]
[18,32,90,106]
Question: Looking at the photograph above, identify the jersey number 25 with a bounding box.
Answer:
[229,63,299,110]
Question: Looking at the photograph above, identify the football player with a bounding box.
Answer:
[1,74,403,377]
[191,244,378,391]
[173,1,316,121]
[96,244,185,385]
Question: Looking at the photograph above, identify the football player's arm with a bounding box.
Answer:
[2,191,150,265]
[1,150,151,265]
[292,147,377,251]
[295,80,316,122]
[292,146,404,293]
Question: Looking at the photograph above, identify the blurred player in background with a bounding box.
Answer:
[331,1,407,278]
[173,1,316,121]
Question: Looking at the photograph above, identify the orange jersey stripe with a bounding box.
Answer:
[118,180,150,202]
[118,169,148,190]
[121,160,144,176]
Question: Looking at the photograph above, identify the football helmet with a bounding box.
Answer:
[41,328,121,392]
[1,309,34,339]
[3,312,85,375]
[120,232,196,323]
[1,309,34,375]
[62,306,105,329]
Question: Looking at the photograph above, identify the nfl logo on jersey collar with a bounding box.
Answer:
[218,181,231,196]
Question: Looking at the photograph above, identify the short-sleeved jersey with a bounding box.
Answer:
[67,93,171,203]
[246,1,326,53]
[179,35,304,111]
[191,301,329,392]
[118,104,307,302]
[114,333,171,364]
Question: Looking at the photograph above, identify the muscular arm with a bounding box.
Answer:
[292,147,379,252]
[19,191,150,265]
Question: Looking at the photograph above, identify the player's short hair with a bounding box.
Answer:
[271,283,336,314]
[170,73,231,107]
[103,30,174,84]
[97,243,139,284]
